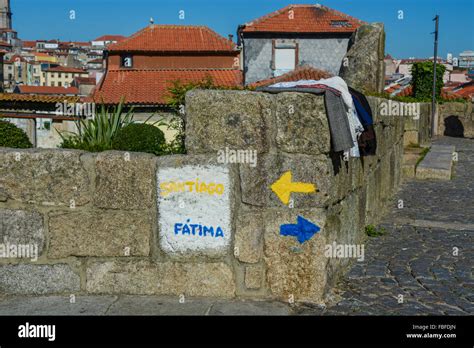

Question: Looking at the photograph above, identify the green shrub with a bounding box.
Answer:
[365,225,386,237]
[411,61,445,100]
[0,120,33,148]
[112,123,166,155]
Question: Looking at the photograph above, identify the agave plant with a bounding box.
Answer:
[58,98,135,151]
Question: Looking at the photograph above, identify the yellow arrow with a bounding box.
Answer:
[271,171,317,205]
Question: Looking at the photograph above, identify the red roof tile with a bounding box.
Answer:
[108,25,237,52]
[93,69,243,105]
[45,66,87,73]
[22,40,36,48]
[249,65,332,87]
[16,85,80,95]
[0,92,80,103]
[241,4,365,33]
[452,83,474,98]
[74,76,96,85]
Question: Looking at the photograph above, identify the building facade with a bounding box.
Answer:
[41,65,88,87]
[238,4,364,84]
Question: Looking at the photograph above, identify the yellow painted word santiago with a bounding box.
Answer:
[160,179,224,197]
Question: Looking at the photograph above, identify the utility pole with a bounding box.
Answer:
[431,15,439,138]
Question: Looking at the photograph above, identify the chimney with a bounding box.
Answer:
[228,34,234,41]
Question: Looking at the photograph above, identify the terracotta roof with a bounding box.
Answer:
[249,65,332,87]
[0,93,80,103]
[452,82,474,98]
[74,76,96,85]
[241,4,365,33]
[45,66,87,73]
[108,25,237,52]
[22,41,36,48]
[93,68,243,105]
[94,35,126,42]
[4,55,27,64]
[16,86,80,95]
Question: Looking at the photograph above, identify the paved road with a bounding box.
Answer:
[0,137,472,316]
[296,136,474,315]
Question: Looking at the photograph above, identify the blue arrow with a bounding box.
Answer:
[280,216,321,244]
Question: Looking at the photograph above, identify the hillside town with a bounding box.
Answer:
[0,2,472,148]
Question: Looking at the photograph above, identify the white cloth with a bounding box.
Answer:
[269,76,363,157]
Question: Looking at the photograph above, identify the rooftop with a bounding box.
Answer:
[93,68,243,105]
[240,4,365,33]
[15,85,80,95]
[44,66,87,73]
[108,25,237,52]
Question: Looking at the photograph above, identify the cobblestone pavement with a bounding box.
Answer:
[295,136,474,315]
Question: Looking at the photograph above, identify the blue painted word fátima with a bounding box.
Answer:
[174,219,225,238]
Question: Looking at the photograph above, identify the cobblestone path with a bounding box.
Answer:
[297,136,474,315]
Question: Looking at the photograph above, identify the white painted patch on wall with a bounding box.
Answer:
[157,165,231,256]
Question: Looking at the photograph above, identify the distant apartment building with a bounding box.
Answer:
[41,65,88,87]
[238,4,365,84]
[459,50,474,68]
[3,54,27,89]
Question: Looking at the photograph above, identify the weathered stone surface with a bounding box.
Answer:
[48,210,151,258]
[0,149,90,206]
[209,299,291,315]
[234,211,263,263]
[274,93,330,154]
[404,130,419,147]
[339,23,385,93]
[263,209,327,302]
[94,151,156,210]
[0,264,80,294]
[416,147,453,180]
[0,187,8,202]
[0,295,118,315]
[185,90,272,154]
[438,102,474,138]
[245,265,264,289]
[107,295,214,315]
[86,260,235,298]
[240,153,331,207]
[0,209,44,257]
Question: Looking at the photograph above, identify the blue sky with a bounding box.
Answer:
[12,0,474,59]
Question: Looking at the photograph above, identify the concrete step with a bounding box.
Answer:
[416,145,455,180]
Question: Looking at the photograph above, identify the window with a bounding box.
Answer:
[51,81,55,86]
[272,41,298,76]
[58,81,62,87]
[121,55,133,68]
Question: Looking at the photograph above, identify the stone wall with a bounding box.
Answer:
[437,102,474,138]
[0,90,406,303]
[402,102,431,147]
